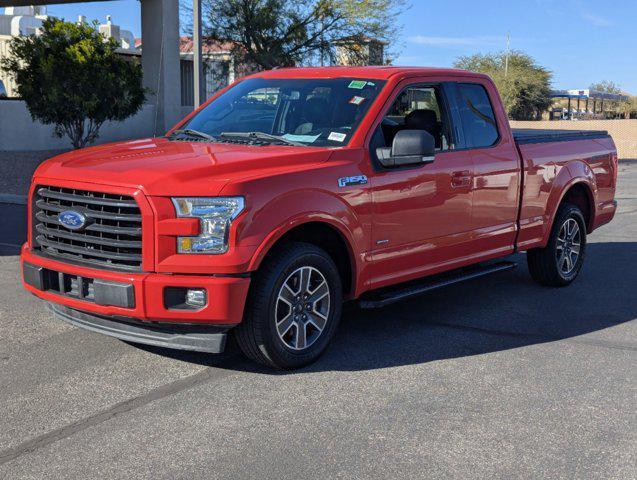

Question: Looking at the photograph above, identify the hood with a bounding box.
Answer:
[34,137,332,196]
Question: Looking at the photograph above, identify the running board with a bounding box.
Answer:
[359,261,517,309]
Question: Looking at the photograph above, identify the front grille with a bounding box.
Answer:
[32,186,143,271]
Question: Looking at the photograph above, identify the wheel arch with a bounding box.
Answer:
[560,182,595,232]
[542,174,596,246]
[248,218,358,298]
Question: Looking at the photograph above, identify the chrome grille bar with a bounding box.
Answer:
[32,186,143,271]
[37,187,138,208]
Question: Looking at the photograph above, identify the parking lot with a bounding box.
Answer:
[0,162,635,479]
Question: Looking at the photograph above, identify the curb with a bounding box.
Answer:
[0,194,27,205]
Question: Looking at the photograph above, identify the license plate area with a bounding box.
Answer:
[23,262,135,308]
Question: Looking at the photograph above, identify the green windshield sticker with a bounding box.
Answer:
[348,80,367,89]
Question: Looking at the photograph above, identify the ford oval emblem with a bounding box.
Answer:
[58,210,87,230]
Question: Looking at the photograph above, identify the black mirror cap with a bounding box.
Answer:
[375,130,436,168]
[376,146,393,167]
[392,129,435,159]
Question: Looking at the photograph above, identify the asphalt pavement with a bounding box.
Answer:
[0,161,635,479]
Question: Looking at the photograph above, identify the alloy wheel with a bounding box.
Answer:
[556,218,581,275]
[274,266,331,351]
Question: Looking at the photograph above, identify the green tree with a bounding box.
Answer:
[618,96,637,119]
[0,18,146,149]
[186,0,406,70]
[454,51,552,120]
[589,80,621,94]
[590,80,635,119]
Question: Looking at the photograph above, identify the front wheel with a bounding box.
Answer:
[527,202,587,287]
[235,242,342,369]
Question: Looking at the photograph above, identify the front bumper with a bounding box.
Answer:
[48,303,228,353]
[21,245,251,326]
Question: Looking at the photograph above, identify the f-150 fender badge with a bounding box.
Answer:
[338,175,368,188]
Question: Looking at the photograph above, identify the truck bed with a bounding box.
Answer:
[512,128,609,145]
[513,126,617,251]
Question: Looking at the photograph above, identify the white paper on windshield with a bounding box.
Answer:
[282,133,321,143]
[328,132,347,142]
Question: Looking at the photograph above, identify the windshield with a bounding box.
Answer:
[180,77,386,147]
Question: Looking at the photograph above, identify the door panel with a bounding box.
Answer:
[369,150,474,289]
[367,82,475,289]
[471,146,521,256]
[452,82,521,257]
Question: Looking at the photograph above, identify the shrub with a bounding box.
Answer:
[1,18,146,148]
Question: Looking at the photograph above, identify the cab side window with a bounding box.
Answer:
[456,83,499,148]
[379,86,451,152]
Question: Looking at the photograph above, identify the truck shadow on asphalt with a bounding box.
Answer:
[141,241,637,374]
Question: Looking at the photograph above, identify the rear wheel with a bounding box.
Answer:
[235,242,342,369]
[527,203,587,287]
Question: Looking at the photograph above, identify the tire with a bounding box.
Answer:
[527,202,587,287]
[235,242,343,369]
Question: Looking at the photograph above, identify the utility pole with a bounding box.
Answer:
[504,31,510,77]
[193,0,204,107]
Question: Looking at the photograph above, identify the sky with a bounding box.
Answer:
[3,0,636,93]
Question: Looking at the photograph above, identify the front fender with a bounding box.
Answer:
[235,187,368,291]
[247,211,358,271]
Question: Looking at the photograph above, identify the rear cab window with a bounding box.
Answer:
[455,83,499,148]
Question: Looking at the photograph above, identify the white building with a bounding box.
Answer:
[0,5,47,35]
[0,5,235,106]
[0,6,137,98]
[0,6,46,96]
[98,14,136,51]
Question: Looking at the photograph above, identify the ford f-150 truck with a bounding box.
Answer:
[21,66,618,369]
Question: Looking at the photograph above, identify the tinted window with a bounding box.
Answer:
[184,77,385,147]
[387,87,442,120]
[379,85,451,151]
[457,83,499,148]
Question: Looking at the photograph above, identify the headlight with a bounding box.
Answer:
[171,197,244,254]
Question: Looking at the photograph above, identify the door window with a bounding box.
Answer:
[379,86,451,152]
[456,83,499,148]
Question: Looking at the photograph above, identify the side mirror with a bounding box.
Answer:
[376,130,436,168]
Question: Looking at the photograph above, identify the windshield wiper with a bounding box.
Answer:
[219,131,305,147]
[169,129,216,141]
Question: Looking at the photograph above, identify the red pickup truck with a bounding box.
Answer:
[21,67,618,369]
